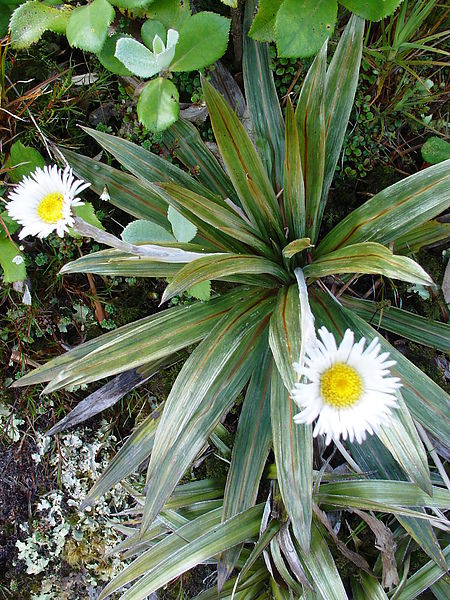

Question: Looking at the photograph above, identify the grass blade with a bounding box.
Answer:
[394,219,450,255]
[159,182,272,257]
[377,391,432,495]
[269,284,304,391]
[315,480,450,509]
[348,435,447,570]
[99,507,223,598]
[81,403,162,509]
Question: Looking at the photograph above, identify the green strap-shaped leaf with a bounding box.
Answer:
[243,0,285,192]
[82,404,162,508]
[340,295,450,354]
[271,366,312,552]
[165,479,225,511]
[351,572,389,599]
[66,0,115,54]
[219,349,273,588]
[315,480,450,509]
[348,435,447,570]
[100,507,223,598]
[80,129,235,251]
[161,254,289,304]
[82,127,222,204]
[305,242,432,286]
[297,522,349,600]
[161,118,237,203]
[60,249,181,278]
[295,42,327,242]
[270,536,304,594]
[316,159,450,257]
[283,99,306,240]
[142,292,276,531]
[13,287,248,390]
[113,505,264,600]
[392,545,450,600]
[159,182,271,256]
[282,238,312,259]
[394,219,450,255]
[195,567,269,600]
[377,391,431,495]
[61,149,172,231]
[320,15,364,219]
[202,78,283,239]
[310,290,450,443]
[269,285,302,391]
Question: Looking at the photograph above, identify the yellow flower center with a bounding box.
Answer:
[37,192,64,223]
[320,363,363,409]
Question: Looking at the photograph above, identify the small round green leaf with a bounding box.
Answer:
[141,19,166,49]
[98,34,133,75]
[9,1,71,49]
[137,77,179,132]
[74,203,104,231]
[122,220,175,243]
[170,12,230,72]
[108,0,152,8]
[249,0,283,43]
[145,0,191,30]
[167,206,197,243]
[4,140,45,183]
[275,0,337,58]
[0,238,26,283]
[421,137,450,165]
[339,0,404,21]
[66,0,115,54]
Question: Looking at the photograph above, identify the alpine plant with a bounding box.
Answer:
[9,8,450,599]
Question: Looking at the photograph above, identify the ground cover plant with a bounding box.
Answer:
[1,1,450,598]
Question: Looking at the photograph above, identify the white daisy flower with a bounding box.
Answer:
[6,165,90,239]
[291,327,401,445]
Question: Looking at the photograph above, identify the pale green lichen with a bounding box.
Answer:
[14,421,144,598]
